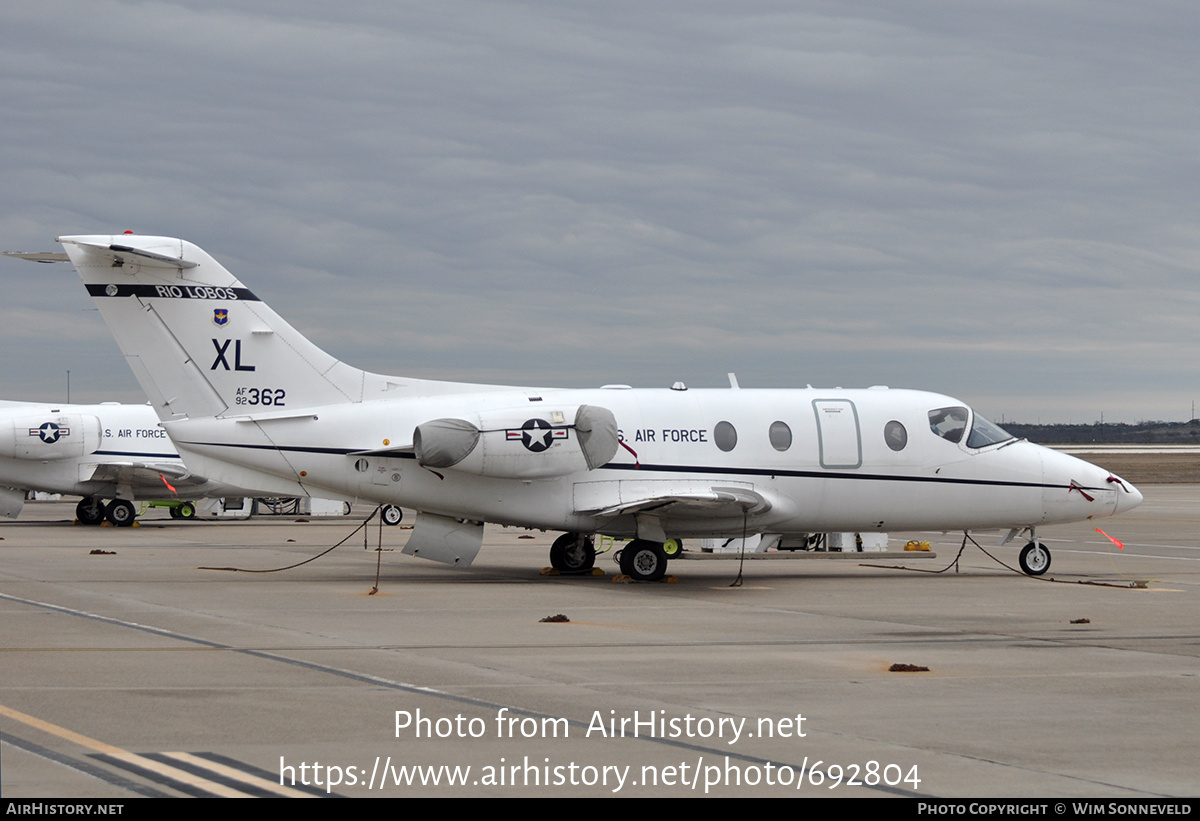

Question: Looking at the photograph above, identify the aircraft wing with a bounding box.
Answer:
[576,483,772,519]
[82,460,203,492]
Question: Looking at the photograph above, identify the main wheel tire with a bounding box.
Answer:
[550,533,596,572]
[381,505,403,526]
[1019,541,1051,576]
[619,539,667,582]
[105,499,136,527]
[76,497,106,525]
[177,501,196,519]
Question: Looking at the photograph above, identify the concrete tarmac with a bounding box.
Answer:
[1,489,1197,798]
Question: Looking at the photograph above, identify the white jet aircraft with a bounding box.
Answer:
[48,234,1141,579]
[0,399,232,525]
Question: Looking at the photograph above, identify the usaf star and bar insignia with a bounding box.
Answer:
[507,418,569,453]
[29,422,69,444]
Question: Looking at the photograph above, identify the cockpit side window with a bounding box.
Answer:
[966,413,1015,449]
[928,406,968,443]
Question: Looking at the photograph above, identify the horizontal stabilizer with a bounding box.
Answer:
[59,238,199,270]
[3,251,70,263]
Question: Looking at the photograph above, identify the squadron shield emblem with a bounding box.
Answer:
[213,308,229,326]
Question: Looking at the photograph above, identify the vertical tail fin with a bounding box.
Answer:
[61,235,371,420]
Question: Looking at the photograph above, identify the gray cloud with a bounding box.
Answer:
[3,1,1198,422]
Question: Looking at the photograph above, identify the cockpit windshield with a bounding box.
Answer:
[966,412,1015,449]
[928,406,1016,449]
[928,407,968,443]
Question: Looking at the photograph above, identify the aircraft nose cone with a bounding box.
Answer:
[1112,476,1143,514]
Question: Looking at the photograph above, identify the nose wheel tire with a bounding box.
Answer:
[550,533,596,572]
[381,505,403,526]
[618,539,668,582]
[1019,541,1051,576]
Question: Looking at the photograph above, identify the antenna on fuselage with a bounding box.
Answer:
[727,373,740,389]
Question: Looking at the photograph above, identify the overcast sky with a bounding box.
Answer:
[3,1,1198,423]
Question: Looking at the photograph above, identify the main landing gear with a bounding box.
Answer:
[76,497,106,525]
[618,539,669,581]
[74,496,145,527]
[105,499,136,527]
[549,532,596,573]
[549,533,684,580]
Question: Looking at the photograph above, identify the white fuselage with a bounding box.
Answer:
[162,385,1139,539]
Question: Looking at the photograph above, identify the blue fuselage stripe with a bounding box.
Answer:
[171,439,1096,492]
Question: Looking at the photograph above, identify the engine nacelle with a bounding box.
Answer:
[413,405,618,479]
[0,414,103,461]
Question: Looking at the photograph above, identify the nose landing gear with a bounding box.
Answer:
[1019,540,1051,576]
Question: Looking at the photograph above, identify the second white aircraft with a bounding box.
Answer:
[53,235,1142,579]
[0,399,240,525]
